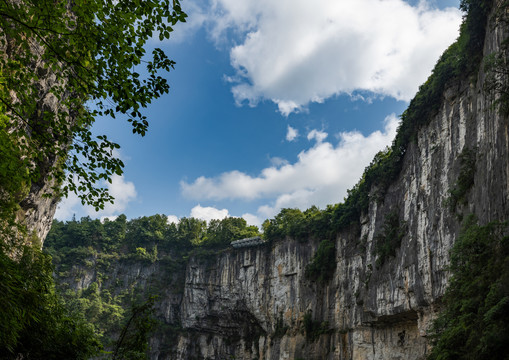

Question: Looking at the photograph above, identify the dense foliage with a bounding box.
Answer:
[0,244,102,359]
[0,0,187,235]
[46,214,259,256]
[112,297,157,360]
[428,217,509,360]
[44,214,259,354]
[262,206,335,243]
[0,1,189,357]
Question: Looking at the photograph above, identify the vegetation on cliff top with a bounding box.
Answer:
[42,214,259,356]
[262,0,495,282]
[46,214,259,257]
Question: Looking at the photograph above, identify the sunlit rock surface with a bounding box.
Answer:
[53,3,509,359]
[169,5,509,359]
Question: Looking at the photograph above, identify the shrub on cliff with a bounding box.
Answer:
[305,238,336,283]
[373,210,406,267]
[428,217,509,360]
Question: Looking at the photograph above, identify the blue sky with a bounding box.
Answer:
[55,0,462,228]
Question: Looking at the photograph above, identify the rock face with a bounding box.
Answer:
[165,4,509,360]
[18,169,61,244]
[49,2,508,359]
[15,51,70,243]
[1,33,69,243]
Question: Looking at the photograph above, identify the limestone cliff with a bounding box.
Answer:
[49,1,509,359]
[0,13,72,243]
[168,2,509,359]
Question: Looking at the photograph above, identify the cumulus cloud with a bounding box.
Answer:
[92,175,137,217]
[199,0,462,115]
[167,215,179,224]
[101,215,118,223]
[307,129,328,143]
[286,125,299,141]
[190,204,230,222]
[54,175,137,220]
[242,213,263,228]
[182,114,399,218]
[54,191,80,220]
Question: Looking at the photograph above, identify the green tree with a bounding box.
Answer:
[0,244,102,359]
[428,217,509,360]
[112,297,158,360]
[0,0,187,235]
[177,217,206,246]
[102,214,127,251]
[0,0,187,357]
[204,217,259,248]
[126,214,168,250]
[262,208,306,241]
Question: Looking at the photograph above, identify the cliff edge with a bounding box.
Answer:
[45,1,509,359]
[172,1,509,359]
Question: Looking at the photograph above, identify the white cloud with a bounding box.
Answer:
[89,174,137,218]
[276,100,303,116]
[190,204,230,222]
[53,175,137,220]
[54,191,80,220]
[242,213,262,228]
[307,129,328,143]
[269,157,289,167]
[286,125,299,142]
[167,215,179,224]
[182,114,399,218]
[200,0,462,115]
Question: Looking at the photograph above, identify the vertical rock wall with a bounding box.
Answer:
[43,2,509,359]
[167,3,509,359]
[1,35,69,243]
